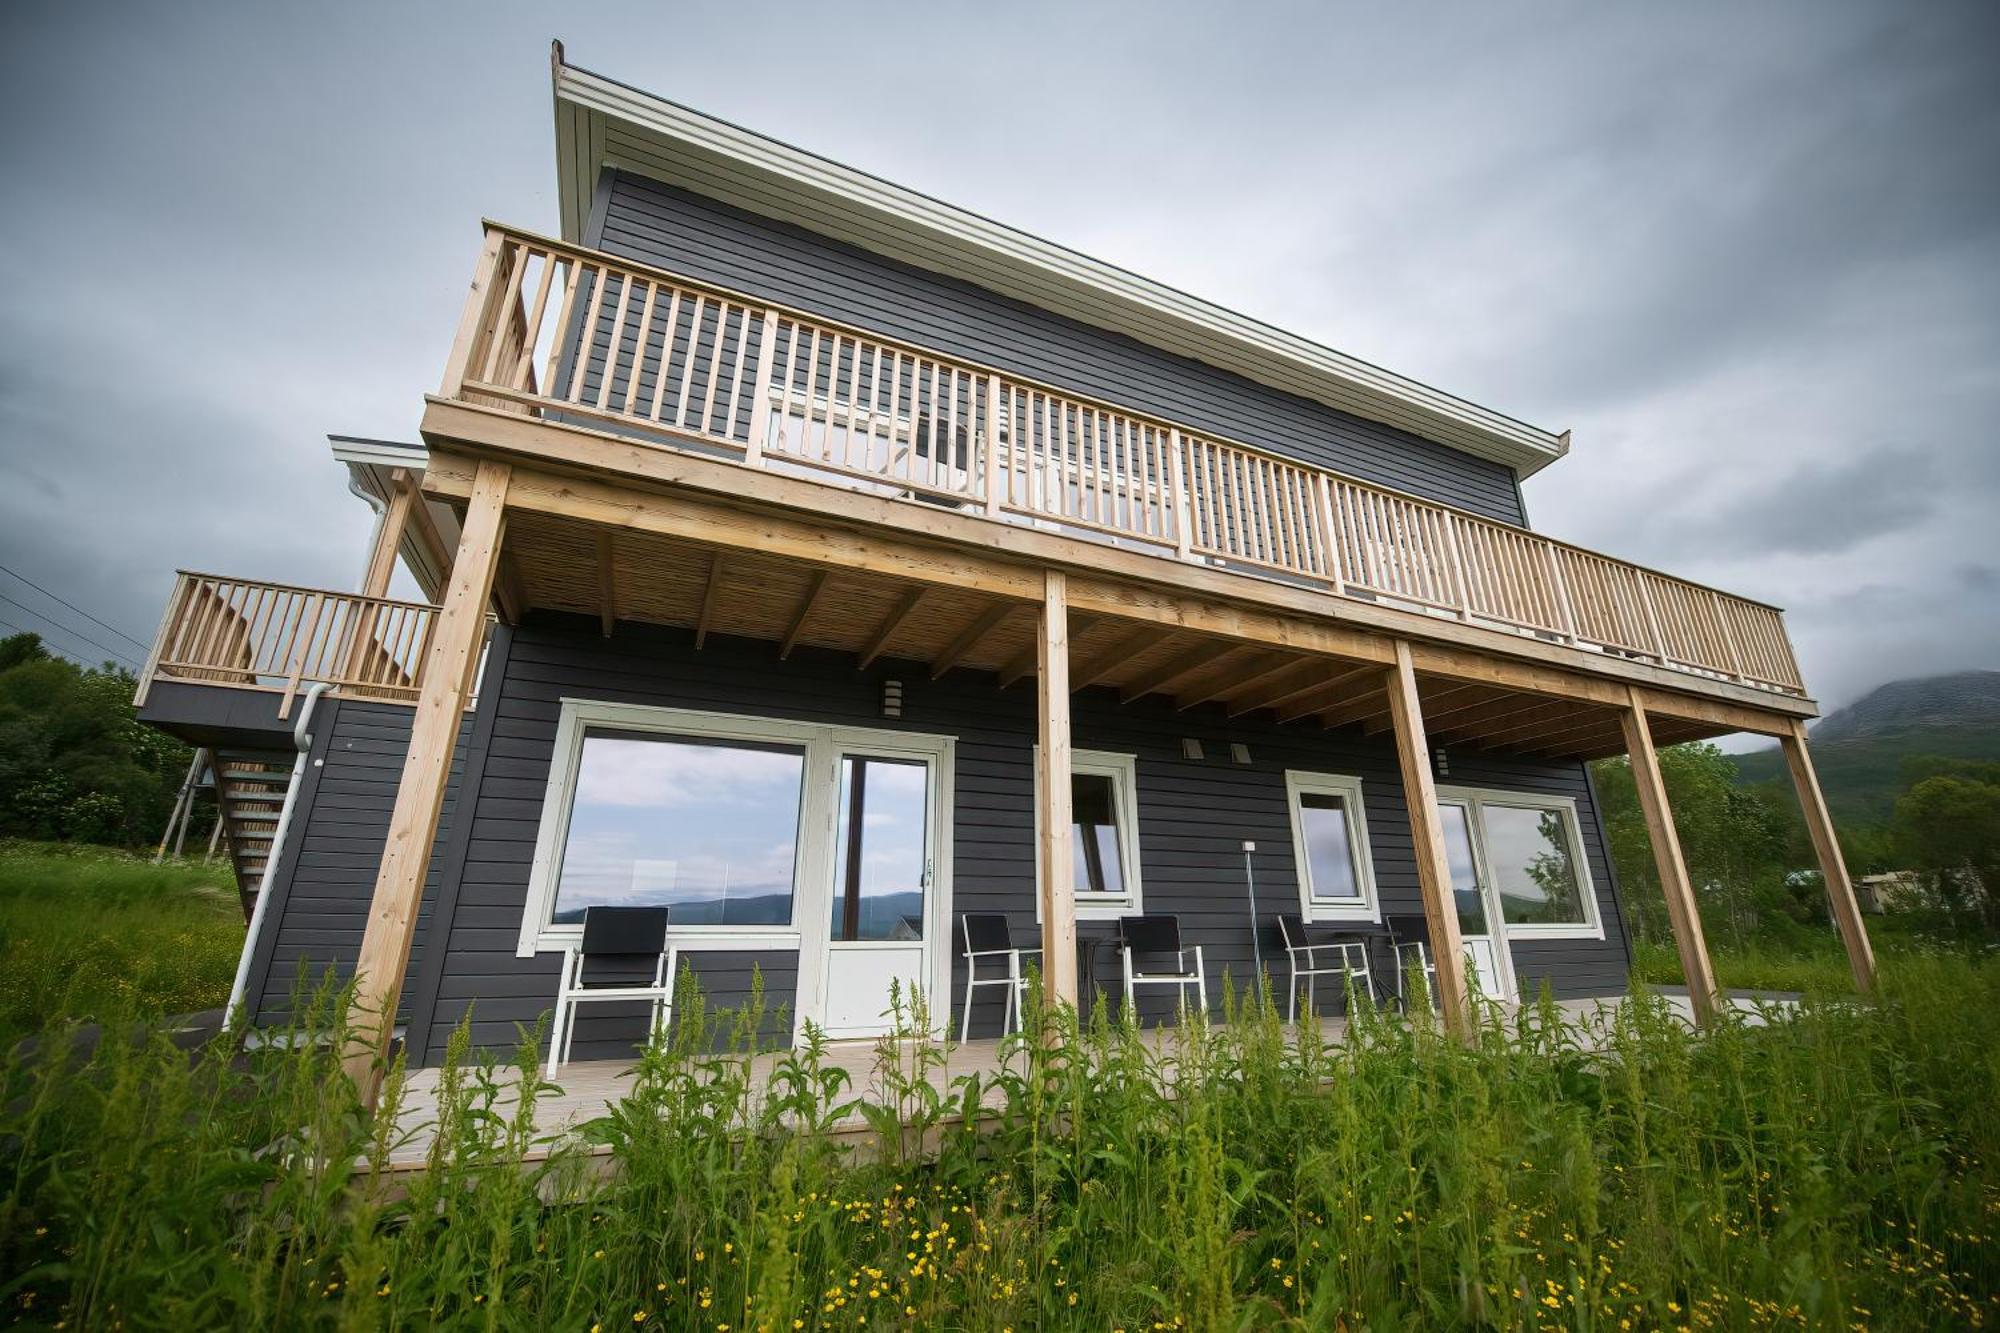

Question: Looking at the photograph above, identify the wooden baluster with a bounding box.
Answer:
[593,270,635,414]
[566,264,609,406]
[1171,429,1194,559]
[439,229,507,401]
[277,593,325,721]
[512,247,558,394]
[1314,472,1342,586]
[541,256,583,400]
[675,297,709,431]
[985,375,1004,516]
[620,280,661,417]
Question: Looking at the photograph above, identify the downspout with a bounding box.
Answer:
[225,680,333,1035]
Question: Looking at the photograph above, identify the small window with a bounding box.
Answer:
[1285,771,1379,922]
[1035,749,1142,919]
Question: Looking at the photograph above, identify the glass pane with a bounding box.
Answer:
[1298,791,1359,902]
[1485,804,1587,925]
[1071,772,1126,898]
[555,733,804,927]
[832,757,930,941]
[1438,803,1489,936]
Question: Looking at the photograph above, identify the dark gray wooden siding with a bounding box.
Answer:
[409,613,1625,1058]
[588,170,1530,526]
[242,698,467,1028]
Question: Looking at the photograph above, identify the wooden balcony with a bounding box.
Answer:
[134,572,438,717]
[434,222,1803,698]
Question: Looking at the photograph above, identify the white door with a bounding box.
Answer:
[1439,801,1517,1002]
[821,751,936,1037]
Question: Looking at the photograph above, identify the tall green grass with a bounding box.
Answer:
[3,961,1997,1329]
[0,840,244,1039]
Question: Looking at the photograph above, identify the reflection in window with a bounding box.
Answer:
[1483,803,1586,925]
[553,733,804,927]
[1439,803,1490,937]
[1297,792,1361,903]
[1072,772,1126,898]
[832,757,930,941]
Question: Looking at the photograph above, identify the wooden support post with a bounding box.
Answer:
[1384,641,1472,1036]
[1781,720,1876,994]
[1037,569,1079,1010]
[342,460,510,1103]
[1618,687,1720,1024]
[360,470,417,599]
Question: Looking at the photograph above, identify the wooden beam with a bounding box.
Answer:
[1430,694,1577,742]
[595,532,616,637]
[1385,640,1471,1038]
[1279,675,1382,726]
[1619,688,1721,1025]
[780,569,831,660]
[343,459,509,1104]
[419,410,1816,725]
[1037,570,1078,1009]
[491,551,527,627]
[1316,688,1393,731]
[1146,643,1263,706]
[1074,625,1173,691]
[931,602,1014,679]
[1466,703,1615,752]
[1120,640,1249,704]
[999,613,1093,687]
[860,587,926,669]
[1176,652,1296,711]
[359,469,416,599]
[1362,682,1490,734]
[1218,658,1330,717]
[1780,720,1876,994]
[694,554,725,649]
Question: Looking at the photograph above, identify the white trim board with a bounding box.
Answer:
[1435,784,1605,944]
[1282,770,1382,924]
[549,52,1569,478]
[1032,747,1144,922]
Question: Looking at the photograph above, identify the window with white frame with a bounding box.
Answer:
[1437,787,1602,938]
[1284,771,1380,921]
[1035,749,1142,919]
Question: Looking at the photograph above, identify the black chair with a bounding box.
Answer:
[959,913,1040,1041]
[1275,915,1375,1022]
[547,906,677,1076]
[1117,914,1207,1015]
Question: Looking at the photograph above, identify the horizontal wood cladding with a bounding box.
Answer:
[590,170,1530,527]
[411,612,1626,1058]
[245,699,468,1026]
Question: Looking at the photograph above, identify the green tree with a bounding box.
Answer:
[1892,772,2000,934]
[1592,742,1799,949]
[0,633,194,847]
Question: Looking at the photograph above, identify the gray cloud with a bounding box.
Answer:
[0,0,1994,726]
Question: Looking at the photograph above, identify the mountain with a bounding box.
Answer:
[1730,671,2000,824]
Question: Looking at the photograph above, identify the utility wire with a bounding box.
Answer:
[0,562,153,654]
[0,591,143,670]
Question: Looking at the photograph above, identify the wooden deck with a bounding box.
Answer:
[383,992,1775,1173]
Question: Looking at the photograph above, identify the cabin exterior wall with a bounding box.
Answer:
[586,170,1531,527]
[240,613,1631,1064]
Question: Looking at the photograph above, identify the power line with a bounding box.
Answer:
[0,562,153,654]
[0,592,143,670]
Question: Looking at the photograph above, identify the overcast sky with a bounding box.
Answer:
[2,1,1994,736]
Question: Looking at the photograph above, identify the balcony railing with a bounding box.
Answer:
[441,223,1804,695]
[135,573,437,716]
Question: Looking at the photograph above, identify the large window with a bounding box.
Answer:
[1436,787,1600,939]
[1284,771,1380,921]
[550,732,806,928]
[1036,749,1142,919]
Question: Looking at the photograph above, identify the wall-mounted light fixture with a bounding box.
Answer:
[882,679,904,719]
[1434,747,1449,777]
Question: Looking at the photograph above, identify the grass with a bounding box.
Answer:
[1629,919,1955,995]
[3,961,1998,1330]
[0,839,245,1040]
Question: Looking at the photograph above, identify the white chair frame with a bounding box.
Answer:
[960,916,1040,1042]
[1277,920,1374,1023]
[1392,938,1438,1011]
[547,941,679,1078]
[1119,929,1207,1016]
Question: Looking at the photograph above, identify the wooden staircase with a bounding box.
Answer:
[210,750,295,920]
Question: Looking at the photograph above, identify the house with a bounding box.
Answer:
[133,45,1874,1100]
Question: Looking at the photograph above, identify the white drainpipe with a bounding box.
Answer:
[225,680,333,1035]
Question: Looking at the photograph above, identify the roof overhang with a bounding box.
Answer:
[550,46,1571,478]
[329,436,459,601]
